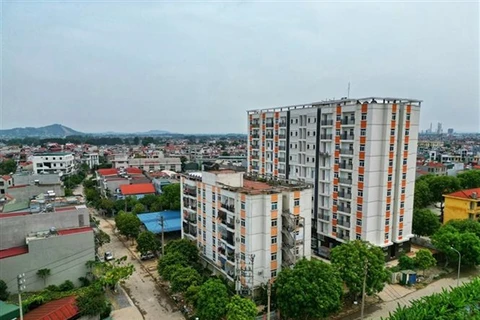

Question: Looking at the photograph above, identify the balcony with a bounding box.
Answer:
[221,202,235,213]
[251,134,260,139]
[339,163,353,170]
[341,118,356,125]
[318,151,330,157]
[227,250,235,262]
[251,154,259,160]
[226,218,235,230]
[279,121,287,127]
[340,149,354,155]
[338,206,352,214]
[279,134,286,139]
[338,233,350,241]
[339,178,352,185]
[251,122,260,128]
[341,134,355,141]
[321,120,334,126]
[319,214,330,221]
[321,134,333,140]
[221,230,235,246]
[338,192,352,199]
[266,134,274,139]
[279,157,286,162]
[338,220,351,228]
[183,188,197,197]
[279,168,286,174]
[266,122,274,128]
[279,146,286,151]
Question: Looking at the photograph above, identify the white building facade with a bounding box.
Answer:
[32,153,75,175]
[81,153,100,169]
[181,171,312,293]
[247,97,421,260]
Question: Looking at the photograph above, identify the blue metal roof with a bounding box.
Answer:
[137,211,181,233]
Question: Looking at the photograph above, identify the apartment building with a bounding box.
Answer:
[181,170,312,294]
[32,153,75,175]
[247,97,421,260]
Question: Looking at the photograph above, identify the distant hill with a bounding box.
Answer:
[0,124,83,138]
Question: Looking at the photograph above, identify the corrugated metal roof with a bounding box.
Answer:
[23,296,78,320]
[120,183,155,195]
[138,211,181,233]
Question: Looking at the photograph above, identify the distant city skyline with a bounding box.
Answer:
[2,1,479,133]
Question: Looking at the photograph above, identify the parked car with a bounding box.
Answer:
[104,251,114,261]
[140,251,155,260]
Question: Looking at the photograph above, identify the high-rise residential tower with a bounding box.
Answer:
[247,97,421,259]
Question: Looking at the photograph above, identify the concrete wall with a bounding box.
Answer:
[12,173,62,186]
[7,185,65,203]
[0,207,90,249]
[0,231,95,293]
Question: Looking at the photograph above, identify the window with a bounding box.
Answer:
[389,159,393,167]
[271,270,277,278]
[401,187,405,194]
[333,186,338,192]
[358,190,363,197]
[359,160,365,167]
[203,232,206,241]
[241,201,245,210]
[241,236,246,244]
[399,230,403,236]
[333,199,338,206]
[387,190,391,197]
[332,226,337,233]
[359,175,364,182]
[360,145,365,151]
[406,114,411,121]
[405,129,410,136]
[335,144,340,150]
[392,113,396,120]
[404,144,409,151]
[356,233,362,240]
[271,202,278,210]
[388,174,392,182]
[203,219,206,227]
[271,236,277,244]
[403,159,407,165]
[271,219,277,227]
[361,113,367,120]
[357,204,363,211]
[400,202,405,208]
[356,219,362,226]
[336,129,341,136]
[385,233,389,240]
[271,253,277,261]
[386,204,391,211]
[213,224,216,232]
[402,173,407,179]
[386,218,390,225]
[202,189,206,199]
[390,129,395,135]
[336,114,341,120]
[198,215,202,222]
[202,203,206,213]
[212,208,216,217]
[399,215,404,222]
[361,129,366,136]
[389,144,394,151]
[294,199,300,206]
[241,219,246,227]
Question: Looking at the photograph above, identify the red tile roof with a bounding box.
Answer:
[120,183,155,195]
[1,175,12,180]
[24,296,78,320]
[97,168,118,176]
[57,227,93,235]
[126,167,143,174]
[426,162,445,168]
[445,187,480,200]
[0,246,28,259]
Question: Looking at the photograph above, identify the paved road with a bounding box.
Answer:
[98,215,184,320]
[343,269,478,319]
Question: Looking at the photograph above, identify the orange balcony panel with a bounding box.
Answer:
[249,136,253,141]
[241,210,246,219]
[332,232,337,237]
[391,120,396,128]
[406,121,410,129]
[384,239,389,244]
[400,208,405,215]
[392,104,397,113]
[386,211,391,218]
[294,207,300,214]
[356,226,362,233]
[274,147,278,153]
[271,226,278,235]
[271,243,278,253]
[356,212,362,219]
[360,136,366,144]
[402,180,406,187]
[385,226,390,233]
[274,158,279,164]
[332,219,338,226]
[405,136,410,144]
[399,222,404,229]
[271,194,278,202]
[336,122,341,129]
[332,205,338,212]
[241,194,246,201]
[249,114,253,120]
[386,196,391,203]
[274,136,279,142]
[336,105,342,113]
[361,103,368,112]
[359,167,365,175]
[388,167,393,174]
[262,125,266,131]
[361,120,367,129]
[334,164,339,171]
[357,197,363,204]
[271,260,278,270]
[241,227,246,236]
[262,113,266,119]
[401,194,406,201]
[359,152,365,160]
[389,151,394,159]
[335,136,341,144]
[388,181,393,189]
[262,147,265,152]
[294,191,300,198]
[403,151,408,158]
[274,170,278,176]
[333,178,339,185]
[390,136,395,144]
[275,112,280,118]
[241,244,246,252]
[406,105,411,113]
[333,192,338,199]
[403,165,407,172]
[271,210,278,219]
[335,150,340,158]
[358,182,364,189]
[398,236,403,240]
[275,124,279,130]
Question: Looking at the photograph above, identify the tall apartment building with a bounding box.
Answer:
[181,170,312,293]
[247,97,421,260]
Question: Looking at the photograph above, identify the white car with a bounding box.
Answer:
[104,251,114,261]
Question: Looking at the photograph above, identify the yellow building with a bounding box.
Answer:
[443,188,480,223]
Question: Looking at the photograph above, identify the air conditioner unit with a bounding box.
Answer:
[236,219,240,224]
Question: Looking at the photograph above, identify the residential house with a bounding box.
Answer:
[119,183,156,200]
[32,152,75,175]
[443,188,480,223]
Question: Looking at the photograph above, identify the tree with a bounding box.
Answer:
[37,268,51,287]
[170,266,202,293]
[185,285,201,306]
[87,257,135,290]
[412,209,441,237]
[115,212,141,241]
[414,249,436,276]
[139,194,159,211]
[76,285,109,317]
[196,279,229,320]
[132,203,146,215]
[414,180,431,209]
[114,199,126,213]
[136,231,160,256]
[226,295,257,320]
[331,240,390,300]
[275,258,343,320]
[157,252,189,280]
[95,229,111,249]
[457,170,480,189]
[160,184,181,210]
[0,159,17,175]
[398,255,416,271]
[0,279,9,301]
[431,222,480,266]
[165,238,199,264]
[99,198,115,216]
[428,175,461,208]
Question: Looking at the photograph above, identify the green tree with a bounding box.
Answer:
[99,198,115,216]
[275,258,343,320]
[226,295,257,320]
[95,229,111,249]
[412,209,441,237]
[428,175,461,203]
[414,249,436,276]
[331,240,390,300]
[170,266,202,293]
[132,203,146,215]
[157,252,189,280]
[0,159,17,175]
[76,285,109,317]
[398,255,416,270]
[457,170,480,189]
[414,180,431,209]
[115,212,141,241]
[37,268,51,287]
[185,285,201,306]
[196,279,229,320]
[0,279,9,301]
[165,238,199,264]
[432,222,480,266]
[160,184,181,210]
[87,257,135,289]
[124,196,138,212]
[139,194,159,211]
[446,219,480,237]
[150,199,163,212]
[136,231,160,256]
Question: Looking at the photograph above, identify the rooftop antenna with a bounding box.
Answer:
[347,82,351,99]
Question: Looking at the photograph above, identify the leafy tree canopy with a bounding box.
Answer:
[226,295,257,320]
[132,203,146,215]
[275,258,343,320]
[414,180,432,209]
[0,279,9,301]
[76,285,109,317]
[0,159,17,175]
[157,252,189,280]
[457,170,480,189]
[196,279,229,320]
[165,238,199,264]
[136,231,160,256]
[412,209,441,237]
[115,212,141,240]
[331,240,390,299]
[170,266,202,293]
[414,249,436,275]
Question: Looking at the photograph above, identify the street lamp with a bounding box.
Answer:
[450,246,461,286]
[17,273,26,320]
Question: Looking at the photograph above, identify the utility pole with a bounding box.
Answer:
[360,259,368,320]
[267,280,272,320]
[17,273,26,320]
[160,215,165,256]
[250,254,255,300]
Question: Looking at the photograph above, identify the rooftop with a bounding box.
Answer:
[120,183,156,195]
[444,187,480,200]
[33,152,72,156]
[24,296,78,320]
[97,168,118,176]
[0,246,28,259]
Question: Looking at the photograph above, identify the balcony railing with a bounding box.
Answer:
[338,192,352,199]
[321,134,333,140]
[340,149,354,155]
[279,121,287,127]
[266,134,274,139]
[226,219,235,230]
[341,118,356,125]
[338,220,351,228]
[252,154,259,159]
[340,163,353,170]
[183,189,197,197]
[341,134,355,140]
[338,206,352,214]
[221,203,235,213]
[279,158,286,162]
[279,146,286,151]
[339,178,352,185]
[279,169,286,174]
[318,151,330,157]
[279,134,286,139]
[266,122,274,128]
[338,233,350,241]
[319,214,330,221]
[321,120,334,126]
[251,134,259,139]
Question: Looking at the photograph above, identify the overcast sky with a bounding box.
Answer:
[2,1,479,134]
